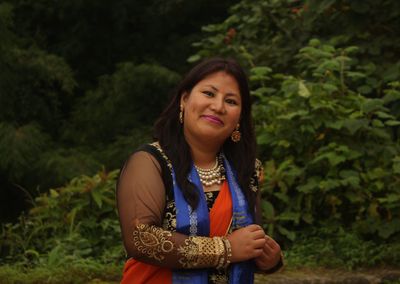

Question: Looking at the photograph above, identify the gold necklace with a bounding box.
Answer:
[195,156,226,187]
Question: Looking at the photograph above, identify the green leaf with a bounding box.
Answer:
[378,219,400,239]
[251,66,272,76]
[342,118,368,135]
[277,225,296,241]
[277,211,301,224]
[377,194,400,204]
[297,178,319,193]
[322,83,339,93]
[91,189,103,208]
[383,90,400,104]
[187,54,201,63]
[309,39,321,47]
[301,213,314,224]
[273,192,290,204]
[344,191,364,203]
[368,168,387,180]
[372,119,384,128]
[375,111,394,119]
[325,120,344,130]
[385,120,400,126]
[277,140,290,148]
[320,179,341,190]
[361,99,384,113]
[357,85,372,94]
[346,71,366,79]
[298,81,311,98]
[312,152,347,166]
[261,200,275,220]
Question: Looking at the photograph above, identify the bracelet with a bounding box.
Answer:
[221,237,232,269]
[215,237,226,270]
[213,237,224,267]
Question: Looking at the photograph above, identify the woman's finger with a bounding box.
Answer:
[247,224,263,232]
[252,229,266,240]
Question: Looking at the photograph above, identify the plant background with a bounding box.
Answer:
[0,0,399,282]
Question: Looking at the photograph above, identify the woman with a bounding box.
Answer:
[117,58,283,284]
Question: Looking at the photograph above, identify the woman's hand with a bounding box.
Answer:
[226,224,266,262]
[254,235,282,271]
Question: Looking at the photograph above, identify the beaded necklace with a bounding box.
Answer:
[194,155,226,187]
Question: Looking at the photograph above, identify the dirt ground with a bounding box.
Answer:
[255,268,400,284]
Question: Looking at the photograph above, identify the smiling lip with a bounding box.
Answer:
[201,115,224,125]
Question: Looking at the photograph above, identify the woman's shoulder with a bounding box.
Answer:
[117,142,174,198]
[123,142,171,171]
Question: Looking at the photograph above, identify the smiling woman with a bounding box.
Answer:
[116,58,283,284]
[181,71,242,155]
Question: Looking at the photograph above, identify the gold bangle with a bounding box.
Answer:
[221,237,232,269]
[215,237,225,270]
[213,237,223,267]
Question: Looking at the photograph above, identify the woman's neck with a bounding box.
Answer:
[185,136,220,169]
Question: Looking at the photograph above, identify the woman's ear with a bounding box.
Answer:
[180,91,189,107]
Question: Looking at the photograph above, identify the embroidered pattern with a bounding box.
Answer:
[251,158,263,193]
[132,224,174,262]
[210,274,228,284]
[150,142,173,171]
[188,206,198,236]
[163,200,177,231]
[177,236,223,268]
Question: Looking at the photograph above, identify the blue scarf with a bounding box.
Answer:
[171,154,254,284]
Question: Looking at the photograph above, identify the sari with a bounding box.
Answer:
[121,154,254,284]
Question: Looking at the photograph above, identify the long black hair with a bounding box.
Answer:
[153,57,257,215]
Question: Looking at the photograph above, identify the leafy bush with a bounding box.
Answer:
[66,63,180,145]
[190,0,400,255]
[0,169,124,268]
[286,225,400,269]
[253,40,400,244]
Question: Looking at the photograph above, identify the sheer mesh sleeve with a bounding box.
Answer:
[116,151,230,269]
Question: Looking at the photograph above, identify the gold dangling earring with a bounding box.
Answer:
[231,123,241,142]
[179,105,184,124]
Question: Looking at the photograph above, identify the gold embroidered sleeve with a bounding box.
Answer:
[131,223,231,269]
[117,150,231,269]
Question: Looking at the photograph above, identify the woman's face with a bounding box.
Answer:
[180,71,242,146]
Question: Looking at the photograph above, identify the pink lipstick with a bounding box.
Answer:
[201,115,224,125]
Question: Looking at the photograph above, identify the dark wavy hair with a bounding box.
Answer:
[153,57,257,214]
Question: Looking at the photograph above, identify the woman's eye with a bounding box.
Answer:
[202,91,214,97]
[226,98,238,105]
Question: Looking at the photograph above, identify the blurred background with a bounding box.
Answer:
[0,0,399,282]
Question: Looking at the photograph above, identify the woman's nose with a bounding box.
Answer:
[211,96,226,114]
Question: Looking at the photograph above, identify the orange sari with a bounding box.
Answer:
[121,180,232,284]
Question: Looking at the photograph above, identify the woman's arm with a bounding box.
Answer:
[117,151,265,269]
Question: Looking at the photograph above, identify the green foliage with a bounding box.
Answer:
[191,0,400,251]
[0,122,49,179]
[0,0,236,222]
[67,63,179,145]
[8,0,238,86]
[0,169,123,266]
[0,262,121,283]
[255,40,400,243]
[286,225,400,269]
[190,0,400,78]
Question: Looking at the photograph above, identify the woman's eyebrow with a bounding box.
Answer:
[204,84,239,97]
[204,84,219,91]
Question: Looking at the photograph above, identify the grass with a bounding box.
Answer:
[0,260,122,284]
